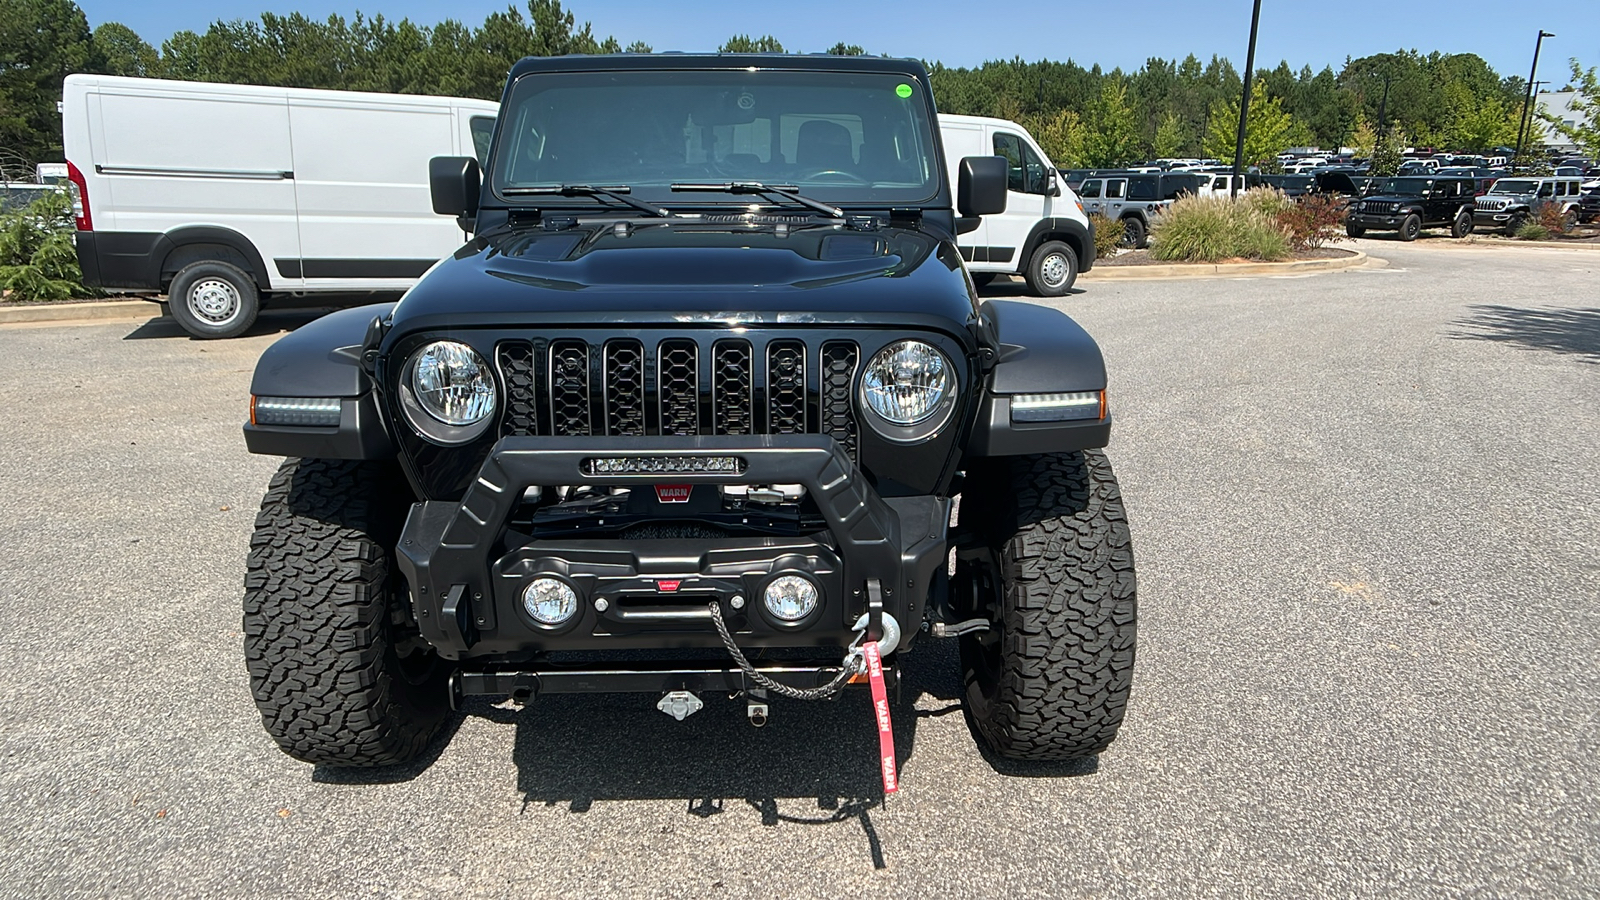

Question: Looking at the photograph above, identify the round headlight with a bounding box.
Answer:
[522,577,579,625]
[861,340,954,427]
[410,341,496,426]
[763,575,819,622]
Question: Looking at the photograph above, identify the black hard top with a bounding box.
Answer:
[507,52,930,79]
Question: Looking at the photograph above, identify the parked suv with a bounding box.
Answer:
[239,53,1137,772]
[1472,176,1585,233]
[1078,171,1203,248]
[1346,176,1478,240]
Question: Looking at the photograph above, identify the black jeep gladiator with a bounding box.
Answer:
[240,53,1136,772]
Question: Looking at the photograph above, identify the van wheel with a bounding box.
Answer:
[1451,210,1474,239]
[1118,217,1147,249]
[1025,242,1077,296]
[168,261,260,339]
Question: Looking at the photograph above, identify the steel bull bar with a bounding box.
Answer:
[395,436,950,699]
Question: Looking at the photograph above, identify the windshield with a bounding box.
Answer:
[489,68,939,206]
[1489,179,1537,195]
[1367,178,1430,196]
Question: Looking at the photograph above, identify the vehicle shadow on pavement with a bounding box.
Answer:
[978,280,1086,299]
[120,308,334,340]
[1447,304,1600,363]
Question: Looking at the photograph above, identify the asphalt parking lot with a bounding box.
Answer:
[1,239,1596,898]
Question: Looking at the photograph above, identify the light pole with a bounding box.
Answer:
[1230,0,1262,197]
[1515,30,1555,172]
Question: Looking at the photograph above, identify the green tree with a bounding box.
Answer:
[1021,107,1086,167]
[1081,81,1140,167]
[90,22,158,77]
[826,42,865,56]
[1447,93,1519,151]
[1541,58,1600,156]
[0,0,95,162]
[720,34,784,53]
[1203,92,1298,167]
[1153,112,1188,158]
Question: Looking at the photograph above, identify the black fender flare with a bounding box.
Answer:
[967,299,1110,457]
[242,303,397,460]
[156,225,274,291]
[1019,217,1095,274]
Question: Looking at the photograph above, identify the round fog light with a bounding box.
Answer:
[763,575,818,622]
[522,577,578,625]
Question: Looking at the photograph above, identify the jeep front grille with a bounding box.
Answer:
[496,336,860,459]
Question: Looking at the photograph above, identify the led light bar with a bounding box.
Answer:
[1009,391,1104,423]
[252,396,343,427]
[582,456,747,476]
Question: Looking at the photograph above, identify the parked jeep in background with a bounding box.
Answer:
[1078,171,1204,248]
[1346,176,1478,241]
[239,53,1137,773]
[1472,176,1585,234]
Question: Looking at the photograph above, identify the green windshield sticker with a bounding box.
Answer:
[896,84,913,99]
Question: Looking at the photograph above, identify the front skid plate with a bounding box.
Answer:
[451,665,896,705]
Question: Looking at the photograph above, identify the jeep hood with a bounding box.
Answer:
[386,220,978,337]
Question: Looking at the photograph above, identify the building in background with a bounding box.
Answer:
[1534,91,1586,154]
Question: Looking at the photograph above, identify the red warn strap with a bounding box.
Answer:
[864,641,898,794]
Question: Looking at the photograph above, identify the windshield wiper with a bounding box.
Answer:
[502,184,671,218]
[671,182,844,219]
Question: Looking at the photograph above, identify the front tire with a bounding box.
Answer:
[955,451,1137,760]
[1505,211,1527,235]
[1399,213,1422,241]
[1118,216,1147,249]
[1024,241,1078,296]
[1346,223,1367,238]
[168,260,260,339]
[243,458,450,767]
[1451,210,1474,239]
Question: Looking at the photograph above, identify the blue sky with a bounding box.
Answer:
[79,0,1600,82]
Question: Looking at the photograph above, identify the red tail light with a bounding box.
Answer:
[66,160,91,231]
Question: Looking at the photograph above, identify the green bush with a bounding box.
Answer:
[1088,213,1124,258]
[1148,189,1291,262]
[0,189,93,302]
[1515,222,1551,241]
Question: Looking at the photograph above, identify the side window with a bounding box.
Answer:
[1080,179,1102,199]
[470,116,496,168]
[1537,182,1554,198]
[1213,176,1228,190]
[992,132,1026,193]
[1106,179,1125,199]
[1019,141,1047,194]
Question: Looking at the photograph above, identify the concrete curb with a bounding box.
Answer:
[1445,238,1600,251]
[1080,250,1368,281]
[0,299,161,326]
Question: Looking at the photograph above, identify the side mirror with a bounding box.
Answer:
[430,156,481,218]
[958,155,1008,217]
[1046,169,1062,197]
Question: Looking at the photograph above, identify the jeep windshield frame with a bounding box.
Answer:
[1488,179,1538,195]
[1365,177,1432,196]
[485,65,942,210]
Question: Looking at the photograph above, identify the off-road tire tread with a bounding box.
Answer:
[243,458,447,767]
[962,451,1137,760]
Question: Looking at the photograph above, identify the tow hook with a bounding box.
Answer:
[746,688,769,727]
[657,690,703,721]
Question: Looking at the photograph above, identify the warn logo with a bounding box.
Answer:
[654,484,693,504]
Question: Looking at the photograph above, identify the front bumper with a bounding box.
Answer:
[395,435,948,663]
[1348,212,1405,229]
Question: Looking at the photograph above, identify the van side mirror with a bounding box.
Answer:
[430,156,480,217]
[958,155,1008,217]
[1046,168,1062,197]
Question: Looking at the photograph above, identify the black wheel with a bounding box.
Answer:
[167,260,260,339]
[1399,213,1422,242]
[1505,211,1527,235]
[1024,241,1078,297]
[1561,208,1578,232]
[969,272,998,288]
[955,451,1137,760]
[1118,216,1147,249]
[1451,210,1474,239]
[1346,223,1367,238]
[244,458,450,767]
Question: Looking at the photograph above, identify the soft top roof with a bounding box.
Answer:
[507,53,930,80]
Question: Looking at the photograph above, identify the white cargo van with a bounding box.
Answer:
[939,114,1092,295]
[62,75,498,337]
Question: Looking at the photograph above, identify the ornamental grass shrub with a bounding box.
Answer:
[1088,213,1124,258]
[1148,188,1291,262]
[1515,222,1551,241]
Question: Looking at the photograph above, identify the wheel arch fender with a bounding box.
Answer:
[1020,217,1094,273]
[967,299,1110,457]
[157,226,273,291]
[243,303,398,460]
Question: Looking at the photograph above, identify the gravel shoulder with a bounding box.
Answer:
[0,243,1595,898]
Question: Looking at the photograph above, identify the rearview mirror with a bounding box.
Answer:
[430,156,481,218]
[958,156,1008,217]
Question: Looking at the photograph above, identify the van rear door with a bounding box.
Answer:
[287,97,462,286]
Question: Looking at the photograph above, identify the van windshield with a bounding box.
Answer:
[489,69,940,206]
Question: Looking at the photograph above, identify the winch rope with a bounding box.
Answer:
[708,602,860,701]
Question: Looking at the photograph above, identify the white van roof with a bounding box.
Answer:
[63,74,499,113]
